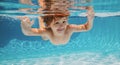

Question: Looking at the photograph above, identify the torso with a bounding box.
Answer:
[42,25,73,45]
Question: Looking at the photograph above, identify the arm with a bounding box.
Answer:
[71,6,95,32]
[38,16,46,29]
[20,16,46,36]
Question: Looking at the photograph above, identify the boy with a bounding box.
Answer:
[20,6,95,45]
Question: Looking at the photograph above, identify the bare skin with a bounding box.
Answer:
[20,6,95,45]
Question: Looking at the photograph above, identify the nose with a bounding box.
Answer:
[59,24,64,27]
[58,24,65,29]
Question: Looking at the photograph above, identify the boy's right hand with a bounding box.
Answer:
[20,16,34,31]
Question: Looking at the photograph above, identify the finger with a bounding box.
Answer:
[21,20,28,25]
[31,20,34,25]
[26,18,31,23]
[22,18,28,22]
[22,17,31,24]
[22,16,31,22]
[21,21,31,28]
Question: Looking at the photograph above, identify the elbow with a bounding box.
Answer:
[86,27,92,31]
[86,25,92,31]
[85,24,93,31]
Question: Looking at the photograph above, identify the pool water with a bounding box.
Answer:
[0,0,120,65]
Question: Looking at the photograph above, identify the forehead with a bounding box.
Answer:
[54,17,67,21]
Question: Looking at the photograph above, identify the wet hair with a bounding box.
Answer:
[42,14,69,28]
[42,16,54,27]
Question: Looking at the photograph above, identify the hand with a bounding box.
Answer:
[86,6,95,20]
[75,6,95,20]
[20,16,34,31]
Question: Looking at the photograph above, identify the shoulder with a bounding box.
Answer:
[64,24,78,35]
[66,24,76,33]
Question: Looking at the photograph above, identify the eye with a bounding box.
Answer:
[63,21,66,23]
[55,22,59,24]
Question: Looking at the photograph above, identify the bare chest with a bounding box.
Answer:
[49,33,72,45]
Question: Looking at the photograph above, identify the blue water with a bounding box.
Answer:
[0,0,120,65]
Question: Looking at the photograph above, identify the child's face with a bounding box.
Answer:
[50,17,68,35]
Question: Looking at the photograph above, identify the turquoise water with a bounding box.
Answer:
[0,0,120,65]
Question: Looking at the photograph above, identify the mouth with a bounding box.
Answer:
[57,28,65,32]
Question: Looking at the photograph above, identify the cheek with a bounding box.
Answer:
[63,23,67,26]
[53,24,59,28]
[51,25,57,30]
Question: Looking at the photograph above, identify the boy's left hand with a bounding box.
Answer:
[86,6,95,20]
